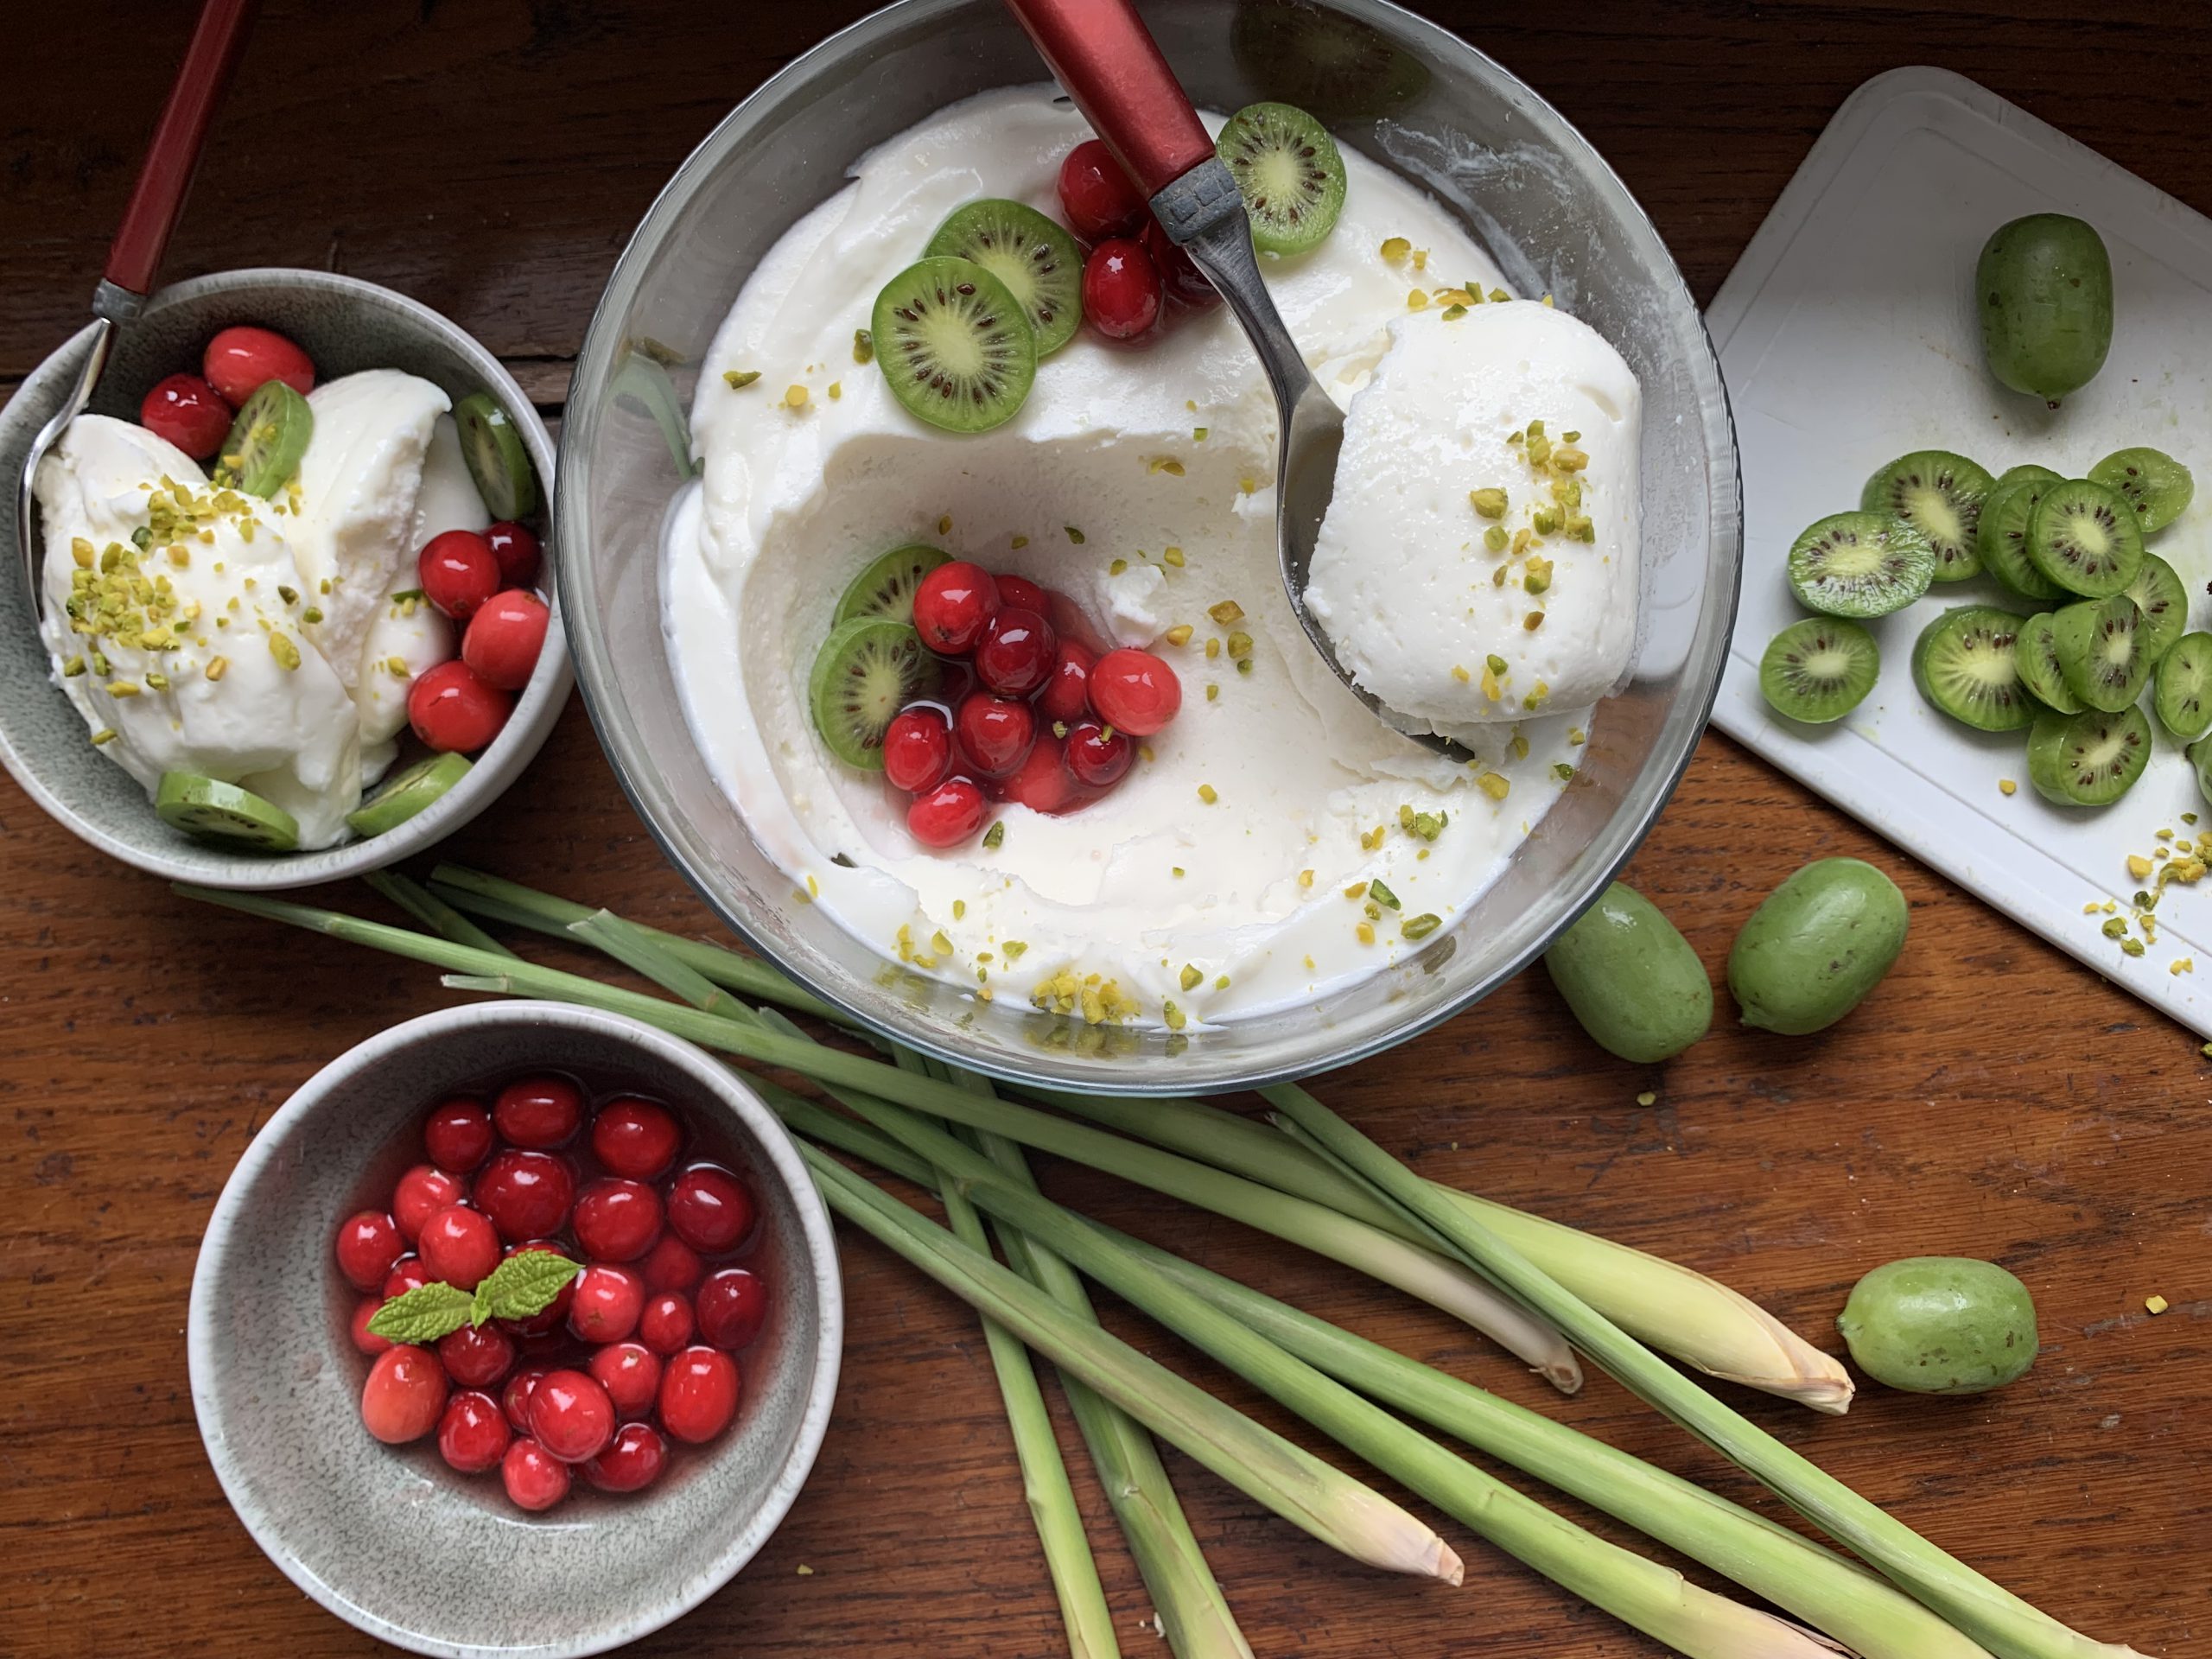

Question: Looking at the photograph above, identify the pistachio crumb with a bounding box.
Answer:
[1380,236,1411,264]
[723,370,761,389]
[2146,1294,2171,1314]
[1401,913,1441,942]
[1205,683,1219,701]
[1407,289,1429,311]
[1998,778,2018,797]
[1197,784,1218,804]
[1356,921,1376,945]
[1109,558,1129,576]
[1477,772,1510,801]
[1179,964,1202,992]
[938,513,953,535]
[1163,1000,1187,1031]
[1162,545,1185,568]
[982,822,1005,851]
[853,329,874,364]
[1208,600,1245,626]
[1065,526,1086,544]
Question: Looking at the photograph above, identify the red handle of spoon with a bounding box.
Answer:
[104,0,263,298]
[999,0,1215,197]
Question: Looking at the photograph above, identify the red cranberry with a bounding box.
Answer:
[659,1346,741,1444]
[975,607,1057,696]
[484,520,542,588]
[528,1368,615,1463]
[1087,648,1181,734]
[588,1341,663,1420]
[334,1210,404,1292]
[436,1322,516,1389]
[568,1263,645,1344]
[498,1241,579,1337]
[696,1267,770,1351]
[417,1204,502,1290]
[360,1344,447,1444]
[639,1292,696,1355]
[582,1421,668,1493]
[417,530,501,620]
[666,1164,757,1253]
[474,1150,576,1243]
[501,1437,571,1511]
[955,692,1036,777]
[1038,639,1096,725]
[907,779,988,849]
[423,1097,493,1173]
[139,373,232,459]
[995,572,1050,613]
[382,1255,429,1301]
[202,325,315,404]
[912,561,1001,653]
[1084,238,1163,340]
[883,706,954,793]
[502,1366,548,1434]
[1142,216,1220,308]
[408,658,514,753]
[639,1231,705,1293]
[1058,137,1147,240]
[493,1074,585,1149]
[1065,721,1134,787]
[391,1165,466,1243]
[572,1178,663,1263]
[590,1097,683,1181]
[349,1295,392,1357]
[437,1389,512,1475]
[461,589,550,692]
[1001,737,1074,814]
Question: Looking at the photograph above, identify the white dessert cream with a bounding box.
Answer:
[36,372,477,848]
[666,87,1640,1028]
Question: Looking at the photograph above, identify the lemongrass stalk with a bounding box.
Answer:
[1264,1085,2145,1659]
[798,1142,1461,1584]
[833,1096,1841,1659]
[570,909,753,1020]
[1032,1087,1849,1414]
[363,870,518,958]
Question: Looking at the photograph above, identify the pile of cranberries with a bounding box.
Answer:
[1058,138,1219,340]
[409,523,550,754]
[337,1074,770,1511]
[887,560,1182,848]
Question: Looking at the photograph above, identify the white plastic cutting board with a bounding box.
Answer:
[1707,66,2212,1036]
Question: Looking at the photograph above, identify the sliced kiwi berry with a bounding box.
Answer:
[454,391,539,520]
[1976,478,2063,602]
[809,617,929,770]
[1758,617,1878,724]
[346,752,473,837]
[1859,450,1994,582]
[873,257,1039,435]
[1910,605,2036,731]
[1995,463,2063,491]
[2027,706,2152,807]
[217,382,313,499]
[2052,594,2152,713]
[2154,632,2212,741]
[2122,553,2187,666]
[834,543,952,627]
[925,200,1084,357]
[1785,512,1935,617]
[1216,102,1348,257]
[2014,613,2081,715]
[155,770,300,852]
[2026,478,2143,597]
[2088,446,2195,534]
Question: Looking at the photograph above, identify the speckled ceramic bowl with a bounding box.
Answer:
[188,1001,842,1657]
[0,269,571,888]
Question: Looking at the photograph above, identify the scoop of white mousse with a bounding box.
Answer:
[1303,302,1641,734]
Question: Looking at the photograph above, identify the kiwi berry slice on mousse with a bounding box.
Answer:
[2154,632,2212,741]
[2089,446,2196,534]
[2014,613,2081,715]
[155,770,300,852]
[454,392,539,520]
[1216,101,1349,256]
[1785,512,1935,618]
[1859,450,1995,582]
[1910,605,2036,731]
[346,752,473,837]
[1977,477,2064,603]
[2052,594,2153,713]
[808,616,930,770]
[2026,478,2143,597]
[926,200,1085,356]
[873,257,1039,434]
[2027,705,2152,807]
[1758,616,1878,724]
[216,381,313,499]
[834,543,951,627]
[2122,553,2188,666]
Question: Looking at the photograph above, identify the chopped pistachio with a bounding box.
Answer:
[1523,554,1554,594]
[1163,1000,1187,1031]
[1205,683,1219,701]
[60,655,85,677]
[1065,526,1085,544]
[1192,427,1208,442]
[1401,912,1442,941]
[1407,289,1429,310]
[1225,631,1253,661]
[1553,762,1574,782]
[982,821,1005,850]
[1148,457,1185,476]
[853,328,874,364]
[269,633,301,671]
[1469,487,1508,519]
[1524,612,1545,632]
[1179,964,1202,992]
[1208,600,1245,626]
[1162,545,1185,568]
[2121,938,2146,957]
[1356,921,1376,945]
[1164,623,1193,646]
[90,728,118,746]
[1109,558,1129,576]
[1477,771,1510,801]
[723,370,761,389]
[1440,303,1468,321]
[1483,525,1509,553]
[1452,664,1471,683]
[1205,638,1221,659]
[1010,534,1029,550]
[1380,236,1412,264]
[1369,878,1402,911]
[1197,784,1217,804]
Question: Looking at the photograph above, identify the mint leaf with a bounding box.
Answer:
[477,1249,582,1321]
[365,1281,475,1344]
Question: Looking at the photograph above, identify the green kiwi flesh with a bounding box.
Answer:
[1758,617,1878,723]
[1785,512,1935,617]
[2027,706,2152,807]
[1910,605,2036,731]
[1860,450,1994,582]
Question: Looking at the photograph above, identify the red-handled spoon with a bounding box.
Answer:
[1000,0,1465,760]
[16,0,262,616]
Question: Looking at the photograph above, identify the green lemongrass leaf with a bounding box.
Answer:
[365,1280,475,1344]
[361,870,517,959]
[1263,1084,2145,1659]
[474,1249,581,1322]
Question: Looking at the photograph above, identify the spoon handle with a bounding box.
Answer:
[999,0,1214,195]
[104,0,262,301]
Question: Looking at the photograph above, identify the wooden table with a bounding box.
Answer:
[4,3,2205,1654]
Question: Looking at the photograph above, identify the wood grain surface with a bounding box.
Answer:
[3,3,2207,1656]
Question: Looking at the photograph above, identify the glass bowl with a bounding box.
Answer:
[556,0,1739,1094]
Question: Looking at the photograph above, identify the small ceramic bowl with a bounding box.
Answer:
[188,1001,842,1657]
[0,269,571,887]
